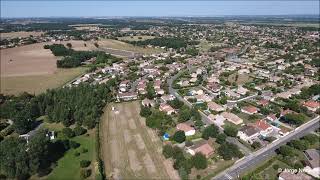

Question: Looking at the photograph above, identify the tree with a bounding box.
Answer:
[192,153,207,169]
[94,42,99,48]
[140,106,152,117]
[168,99,184,109]
[80,169,92,178]
[62,127,75,138]
[288,139,309,150]
[283,113,306,126]
[0,137,29,178]
[178,108,192,122]
[202,124,219,140]
[216,133,227,144]
[301,134,318,145]
[80,160,91,168]
[218,142,243,160]
[162,144,174,158]
[251,141,261,149]
[66,43,72,49]
[278,145,294,157]
[173,130,186,143]
[74,126,87,136]
[224,125,238,137]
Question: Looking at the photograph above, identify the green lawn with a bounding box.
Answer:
[47,131,96,180]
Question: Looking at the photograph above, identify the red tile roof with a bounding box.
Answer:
[255,120,271,131]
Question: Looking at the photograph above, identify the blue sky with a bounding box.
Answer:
[1,1,319,17]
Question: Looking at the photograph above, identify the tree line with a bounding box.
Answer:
[0,80,117,135]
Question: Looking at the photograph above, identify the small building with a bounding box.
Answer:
[176,123,195,136]
[237,125,260,144]
[208,101,225,112]
[303,101,320,112]
[241,106,259,115]
[278,171,313,180]
[159,103,175,115]
[254,120,273,137]
[117,92,138,102]
[221,112,243,125]
[141,98,155,107]
[186,140,214,158]
[161,95,175,102]
[304,149,320,169]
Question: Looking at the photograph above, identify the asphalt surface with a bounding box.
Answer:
[213,116,320,180]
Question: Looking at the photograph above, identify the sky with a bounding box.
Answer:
[1,1,319,18]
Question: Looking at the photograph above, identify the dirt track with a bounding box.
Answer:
[100,101,180,180]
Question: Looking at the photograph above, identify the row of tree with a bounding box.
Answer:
[127,37,189,49]
[0,80,116,134]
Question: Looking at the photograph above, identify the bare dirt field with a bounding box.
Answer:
[0,31,44,39]
[100,101,180,180]
[1,42,58,77]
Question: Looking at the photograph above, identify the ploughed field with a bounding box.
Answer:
[100,101,179,180]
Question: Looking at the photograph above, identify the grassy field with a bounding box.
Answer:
[0,31,44,39]
[47,130,97,180]
[228,73,253,85]
[100,101,179,179]
[97,39,163,54]
[118,35,156,41]
[1,67,87,95]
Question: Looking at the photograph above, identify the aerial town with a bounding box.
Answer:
[0,1,319,180]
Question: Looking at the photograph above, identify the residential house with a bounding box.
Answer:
[176,123,196,136]
[208,114,225,126]
[241,106,259,115]
[303,101,320,112]
[221,112,243,125]
[159,103,175,115]
[186,140,214,158]
[119,80,130,92]
[237,125,260,144]
[255,120,273,137]
[161,95,175,102]
[304,149,320,169]
[142,98,155,107]
[237,86,249,96]
[207,101,225,112]
[117,92,138,101]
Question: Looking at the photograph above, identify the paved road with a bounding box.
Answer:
[213,116,320,180]
[167,72,252,155]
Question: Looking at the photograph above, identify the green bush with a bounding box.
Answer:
[172,130,186,143]
[74,126,87,136]
[62,127,75,138]
[80,169,92,179]
[74,152,80,157]
[81,148,88,153]
[80,160,91,168]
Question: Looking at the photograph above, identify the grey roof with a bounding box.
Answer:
[240,125,259,137]
[304,149,320,168]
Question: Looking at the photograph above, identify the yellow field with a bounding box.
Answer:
[97,39,163,54]
[0,67,87,95]
[0,31,44,39]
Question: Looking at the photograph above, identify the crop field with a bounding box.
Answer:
[118,35,156,41]
[0,31,44,39]
[1,42,59,77]
[97,39,163,54]
[100,101,179,180]
[1,67,87,95]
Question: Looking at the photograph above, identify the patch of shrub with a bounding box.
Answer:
[80,169,92,179]
[80,160,91,168]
